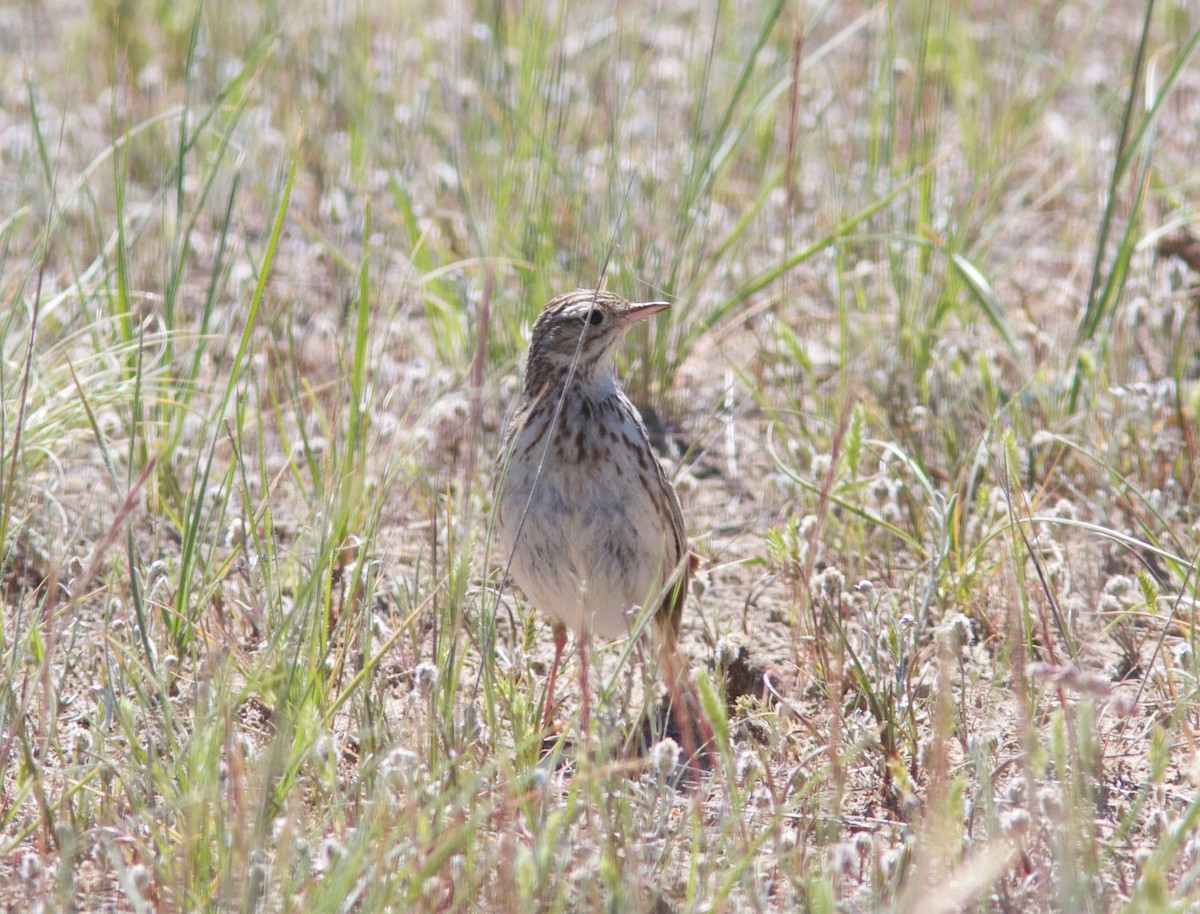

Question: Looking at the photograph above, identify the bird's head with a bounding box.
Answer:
[523,289,670,392]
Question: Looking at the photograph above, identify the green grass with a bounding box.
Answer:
[2,0,1200,911]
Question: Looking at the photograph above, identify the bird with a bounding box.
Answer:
[494,288,697,733]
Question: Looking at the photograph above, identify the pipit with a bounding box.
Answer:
[495,288,697,732]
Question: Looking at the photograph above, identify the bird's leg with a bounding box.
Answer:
[577,626,592,739]
[660,644,716,775]
[634,638,648,717]
[541,622,568,731]
[659,646,694,759]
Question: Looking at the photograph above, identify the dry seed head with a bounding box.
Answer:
[1103,575,1135,599]
[869,476,895,505]
[381,747,420,788]
[652,738,681,777]
[1000,808,1032,839]
[413,662,438,697]
[940,612,974,650]
[19,853,42,885]
[129,864,152,893]
[880,847,903,878]
[317,836,344,872]
[714,638,743,667]
[832,842,857,876]
[736,750,760,782]
[1037,786,1063,818]
[815,566,845,602]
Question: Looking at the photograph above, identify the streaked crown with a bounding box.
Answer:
[523,289,670,392]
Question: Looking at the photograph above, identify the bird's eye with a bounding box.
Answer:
[586,310,604,326]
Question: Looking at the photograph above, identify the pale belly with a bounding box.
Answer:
[496,420,676,640]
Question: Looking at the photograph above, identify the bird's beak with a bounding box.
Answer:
[624,300,672,323]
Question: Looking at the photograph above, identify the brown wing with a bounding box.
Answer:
[639,415,693,651]
[656,548,700,653]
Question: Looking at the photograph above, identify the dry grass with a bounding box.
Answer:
[2,0,1200,911]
